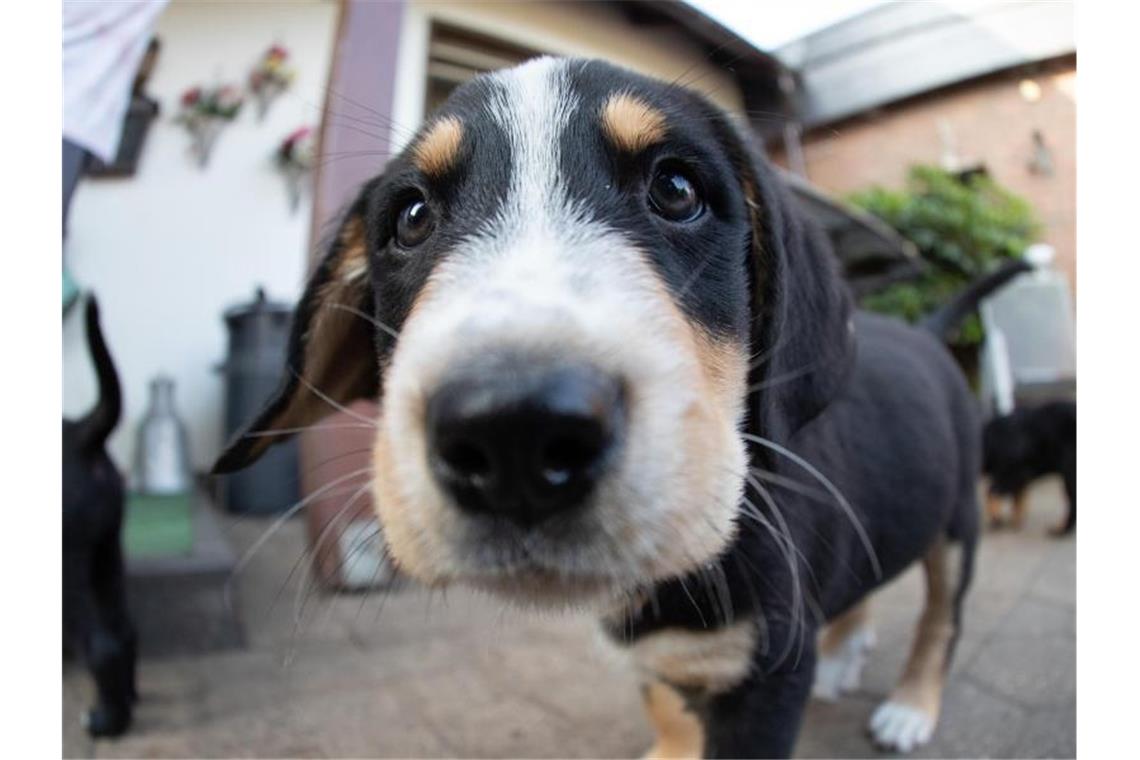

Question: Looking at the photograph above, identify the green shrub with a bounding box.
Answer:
[848,165,1040,345]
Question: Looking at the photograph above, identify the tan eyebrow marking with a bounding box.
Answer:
[600,92,668,153]
[412,116,464,176]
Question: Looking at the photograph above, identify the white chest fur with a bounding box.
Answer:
[603,620,758,694]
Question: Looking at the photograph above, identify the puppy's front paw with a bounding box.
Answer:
[868,700,935,753]
[1049,521,1075,538]
[813,627,875,701]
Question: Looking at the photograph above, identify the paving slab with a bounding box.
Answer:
[64,478,1074,758]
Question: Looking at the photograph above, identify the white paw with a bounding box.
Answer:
[813,626,875,701]
[869,700,936,753]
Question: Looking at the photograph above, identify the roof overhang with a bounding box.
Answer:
[620,1,794,139]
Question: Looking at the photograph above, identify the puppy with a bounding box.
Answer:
[215,58,1017,756]
[63,297,137,736]
[983,400,1076,535]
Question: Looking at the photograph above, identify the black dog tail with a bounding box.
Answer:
[75,296,123,454]
[919,259,1033,340]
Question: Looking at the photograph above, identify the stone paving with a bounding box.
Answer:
[64,478,1075,758]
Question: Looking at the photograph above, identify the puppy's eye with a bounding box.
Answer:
[648,167,703,222]
[395,196,434,248]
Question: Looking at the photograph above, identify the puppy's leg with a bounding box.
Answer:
[1052,460,1077,536]
[67,571,132,737]
[702,642,817,758]
[1010,490,1029,530]
[984,490,1007,528]
[813,599,875,701]
[82,538,134,736]
[869,540,962,753]
[93,537,138,703]
[641,681,704,759]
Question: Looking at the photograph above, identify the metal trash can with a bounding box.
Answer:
[217,287,299,515]
[979,244,1076,415]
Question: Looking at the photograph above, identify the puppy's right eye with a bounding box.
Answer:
[395,196,434,248]
[648,166,704,223]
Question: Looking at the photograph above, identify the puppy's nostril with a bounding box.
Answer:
[440,441,492,481]
[540,433,603,486]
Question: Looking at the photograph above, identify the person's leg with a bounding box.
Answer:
[63,139,89,313]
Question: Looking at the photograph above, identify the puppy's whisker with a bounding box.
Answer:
[675,249,718,300]
[312,150,393,170]
[299,516,383,637]
[738,492,805,671]
[242,423,374,439]
[742,433,883,580]
[676,575,709,629]
[309,517,384,606]
[748,335,789,368]
[747,361,827,393]
[317,102,408,138]
[322,86,418,139]
[289,368,380,427]
[370,544,406,626]
[708,560,734,627]
[730,469,818,664]
[302,447,377,477]
[320,119,390,145]
[325,302,401,340]
[730,551,770,658]
[268,480,376,615]
[748,468,832,504]
[283,479,375,621]
[225,466,374,613]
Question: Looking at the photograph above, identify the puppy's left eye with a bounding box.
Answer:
[395,196,434,248]
[648,167,704,222]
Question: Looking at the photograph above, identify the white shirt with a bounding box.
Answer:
[63,1,169,162]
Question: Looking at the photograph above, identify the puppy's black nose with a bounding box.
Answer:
[426,362,625,526]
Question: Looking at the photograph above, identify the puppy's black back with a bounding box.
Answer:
[792,311,981,615]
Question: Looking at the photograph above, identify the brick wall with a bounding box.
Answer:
[774,57,1076,294]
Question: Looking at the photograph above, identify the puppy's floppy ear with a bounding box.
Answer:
[213,192,380,474]
[728,128,854,443]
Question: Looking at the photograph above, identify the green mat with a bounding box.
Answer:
[124,493,194,557]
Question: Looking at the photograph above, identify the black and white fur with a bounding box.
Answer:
[215,58,1012,757]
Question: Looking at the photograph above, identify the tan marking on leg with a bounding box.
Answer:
[985,491,1007,527]
[412,116,463,177]
[888,541,960,720]
[820,599,871,656]
[600,93,667,154]
[1011,490,1028,530]
[642,681,704,760]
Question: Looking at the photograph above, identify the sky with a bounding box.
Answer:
[685,0,886,50]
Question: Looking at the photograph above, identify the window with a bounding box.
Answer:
[424,24,542,116]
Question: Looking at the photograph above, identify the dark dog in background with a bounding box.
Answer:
[983,400,1077,535]
[63,297,137,736]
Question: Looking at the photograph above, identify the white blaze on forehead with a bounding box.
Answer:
[487,57,576,221]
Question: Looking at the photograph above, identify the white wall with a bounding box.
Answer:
[64,0,749,478]
[63,0,338,476]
